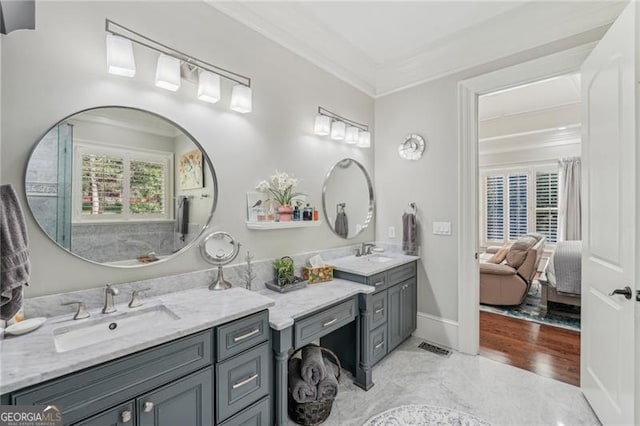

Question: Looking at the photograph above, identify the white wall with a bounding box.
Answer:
[1,1,374,297]
[374,31,605,338]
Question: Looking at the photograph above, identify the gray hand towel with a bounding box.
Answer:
[175,196,189,235]
[1,184,30,320]
[300,345,327,385]
[288,358,317,403]
[316,356,339,401]
[402,212,418,255]
[334,211,348,238]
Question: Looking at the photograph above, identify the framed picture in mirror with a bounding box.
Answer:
[178,149,204,190]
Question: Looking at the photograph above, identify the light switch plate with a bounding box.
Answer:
[388,226,396,238]
[433,221,452,236]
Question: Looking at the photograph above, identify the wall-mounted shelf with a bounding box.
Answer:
[246,221,322,230]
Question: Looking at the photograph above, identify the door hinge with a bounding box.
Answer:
[636,290,640,302]
[475,252,478,260]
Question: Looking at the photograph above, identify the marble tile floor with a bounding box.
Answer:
[292,337,599,426]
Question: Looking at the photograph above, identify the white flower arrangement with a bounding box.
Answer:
[256,170,304,206]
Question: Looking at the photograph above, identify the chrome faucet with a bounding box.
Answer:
[361,243,376,256]
[102,284,120,314]
[62,301,90,320]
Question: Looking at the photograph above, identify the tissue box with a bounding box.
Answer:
[302,265,334,284]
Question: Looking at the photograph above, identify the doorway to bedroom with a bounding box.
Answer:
[475,74,582,386]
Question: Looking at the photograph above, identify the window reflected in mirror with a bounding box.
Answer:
[25,107,217,267]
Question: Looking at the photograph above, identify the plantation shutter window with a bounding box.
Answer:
[508,173,528,240]
[75,144,172,222]
[81,154,124,216]
[129,160,166,215]
[535,172,559,243]
[485,175,505,241]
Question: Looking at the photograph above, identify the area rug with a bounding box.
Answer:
[364,404,490,426]
[480,281,580,332]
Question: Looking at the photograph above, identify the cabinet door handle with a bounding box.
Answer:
[375,340,385,349]
[233,328,260,342]
[142,401,154,413]
[373,281,385,287]
[322,318,338,327]
[121,410,132,423]
[323,318,338,327]
[232,373,259,389]
[374,307,385,314]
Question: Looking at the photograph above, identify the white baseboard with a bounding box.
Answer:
[413,312,459,350]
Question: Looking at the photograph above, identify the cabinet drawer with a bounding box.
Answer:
[137,367,213,426]
[368,272,387,293]
[216,342,270,423]
[219,396,270,426]
[74,401,134,426]
[294,299,356,348]
[370,291,387,330]
[388,262,416,286]
[12,331,212,425]
[216,310,269,362]
[370,325,387,366]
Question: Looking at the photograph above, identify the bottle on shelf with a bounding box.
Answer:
[313,208,319,221]
[293,206,301,221]
[303,204,312,221]
[267,202,275,222]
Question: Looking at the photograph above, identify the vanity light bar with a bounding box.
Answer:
[314,107,370,148]
[105,19,252,112]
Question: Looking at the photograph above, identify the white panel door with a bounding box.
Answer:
[580,2,637,425]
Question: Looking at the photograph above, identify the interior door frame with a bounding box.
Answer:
[457,43,597,354]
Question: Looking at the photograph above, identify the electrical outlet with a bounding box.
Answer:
[388,226,396,238]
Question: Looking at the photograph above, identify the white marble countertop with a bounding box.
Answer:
[258,278,375,330]
[0,287,274,394]
[330,253,420,277]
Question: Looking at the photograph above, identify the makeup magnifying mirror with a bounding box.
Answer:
[200,231,241,290]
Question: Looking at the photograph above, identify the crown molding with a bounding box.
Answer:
[207,1,377,97]
[207,1,626,98]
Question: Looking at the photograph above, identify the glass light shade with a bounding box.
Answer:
[357,131,371,148]
[197,70,221,104]
[314,115,331,136]
[345,126,359,144]
[230,85,252,113]
[331,121,346,140]
[106,34,136,77]
[155,54,181,91]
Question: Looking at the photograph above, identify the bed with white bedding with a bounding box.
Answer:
[540,241,582,316]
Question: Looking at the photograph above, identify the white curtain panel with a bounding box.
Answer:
[559,157,582,241]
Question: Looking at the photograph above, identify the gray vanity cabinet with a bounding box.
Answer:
[387,282,404,350]
[74,402,134,426]
[334,261,417,366]
[6,310,271,426]
[387,278,417,352]
[137,367,213,426]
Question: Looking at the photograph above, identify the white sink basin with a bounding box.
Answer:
[53,305,179,353]
[366,255,394,263]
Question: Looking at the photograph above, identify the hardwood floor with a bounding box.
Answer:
[479,311,581,386]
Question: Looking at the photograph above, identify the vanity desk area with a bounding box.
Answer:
[263,254,419,426]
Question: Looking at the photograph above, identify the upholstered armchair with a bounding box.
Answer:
[480,234,546,306]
